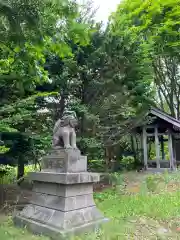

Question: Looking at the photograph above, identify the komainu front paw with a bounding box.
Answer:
[72,145,77,149]
[64,145,72,149]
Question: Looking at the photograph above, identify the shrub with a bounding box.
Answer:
[120,156,135,170]
[108,172,124,185]
[88,159,105,172]
[0,164,39,184]
[0,165,16,184]
[145,174,164,192]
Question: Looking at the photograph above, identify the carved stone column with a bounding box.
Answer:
[13,148,108,239]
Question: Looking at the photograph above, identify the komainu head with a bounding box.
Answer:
[61,110,78,128]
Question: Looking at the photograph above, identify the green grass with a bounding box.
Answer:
[98,189,180,219]
[0,219,47,240]
[1,172,180,239]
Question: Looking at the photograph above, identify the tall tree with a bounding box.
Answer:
[42,4,104,158]
[110,0,180,118]
[43,1,154,169]
[0,0,90,178]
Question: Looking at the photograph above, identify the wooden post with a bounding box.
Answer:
[142,127,148,169]
[173,138,177,168]
[168,130,174,170]
[155,126,160,169]
[160,135,165,160]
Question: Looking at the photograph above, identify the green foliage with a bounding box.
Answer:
[78,137,103,159]
[110,0,180,118]
[1,0,169,175]
[145,175,161,192]
[0,164,15,184]
[0,0,90,43]
[0,164,13,173]
[44,22,108,157]
[108,172,124,185]
[88,159,105,172]
[98,20,154,147]
[4,0,154,172]
[121,156,135,170]
[0,0,92,175]
[0,146,10,154]
[112,0,180,47]
[0,164,38,184]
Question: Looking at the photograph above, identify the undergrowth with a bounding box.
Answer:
[0,165,40,184]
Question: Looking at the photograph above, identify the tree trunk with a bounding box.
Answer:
[17,156,25,181]
[59,92,66,118]
[105,146,112,172]
[54,91,66,121]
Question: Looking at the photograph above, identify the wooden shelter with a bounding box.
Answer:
[136,107,180,171]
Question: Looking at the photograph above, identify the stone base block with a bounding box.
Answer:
[13,148,108,238]
[29,172,99,184]
[42,148,87,173]
[33,182,93,197]
[30,192,95,211]
[14,214,108,239]
[13,204,108,239]
[19,204,103,228]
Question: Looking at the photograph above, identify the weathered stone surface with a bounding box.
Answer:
[30,192,95,211]
[14,214,108,239]
[42,149,87,173]
[33,182,93,197]
[29,172,100,184]
[48,148,80,156]
[52,110,78,149]
[13,146,107,238]
[17,204,104,229]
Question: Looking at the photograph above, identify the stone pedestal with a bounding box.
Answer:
[13,149,107,239]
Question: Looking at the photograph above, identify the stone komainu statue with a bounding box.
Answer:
[52,111,78,149]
